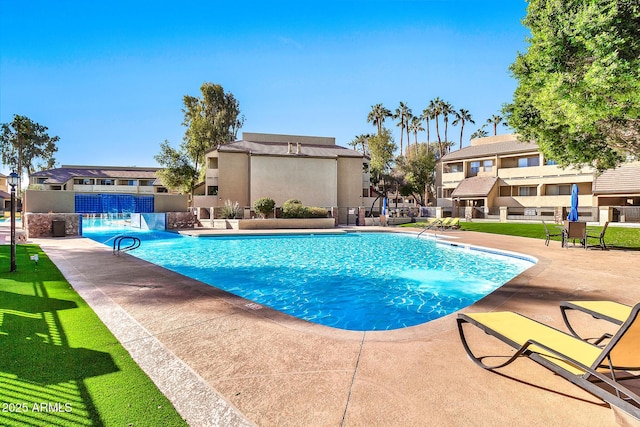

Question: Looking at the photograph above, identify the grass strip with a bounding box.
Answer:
[0,244,187,426]
[400,221,640,249]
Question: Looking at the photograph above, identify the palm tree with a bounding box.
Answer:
[349,134,371,155]
[486,114,503,135]
[442,101,454,154]
[470,125,489,140]
[367,103,392,136]
[394,102,411,156]
[407,116,424,156]
[429,98,443,146]
[422,105,432,145]
[452,108,475,150]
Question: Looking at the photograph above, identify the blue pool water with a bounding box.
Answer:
[82,221,534,331]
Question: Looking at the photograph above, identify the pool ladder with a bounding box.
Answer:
[417,219,444,238]
[112,235,141,255]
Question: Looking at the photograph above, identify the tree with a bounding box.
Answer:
[182,82,244,181]
[442,101,454,152]
[422,105,433,146]
[407,116,424,156]
[452,108,475,150]
[1,114,59,194]
[154,140,198,194]
[470,125,489,140]
[504,0,640,170]
[349,134,371,155]
[367,103,392,136]
[486,114,503,136]
[368,128,397,189]
[395,143,436,206]
[394,102,411,157]
[157,82,244,203]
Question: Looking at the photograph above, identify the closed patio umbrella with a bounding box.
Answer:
[567,184,579,221]
[382,197,387,216]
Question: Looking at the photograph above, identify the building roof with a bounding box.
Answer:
[215,139,363,158]
[451,176,498,198]
[442,138,539,162]
[593,162,640,195]
[31,166,162,185]
[0,190,9,199]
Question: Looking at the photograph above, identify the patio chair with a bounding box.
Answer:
[542,220,562,246]
[457,303,640,420]
[586,222,609,250]
[445,217,460,229]
[562,220,586,249]
[560,300,633,342]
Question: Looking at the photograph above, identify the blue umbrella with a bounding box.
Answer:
[382,197,387,216]
[567,184,579,221]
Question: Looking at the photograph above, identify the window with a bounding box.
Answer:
[469,161,480,176]
[139,179,153,186]
[37,178,47,184]
[545,184,571,196]
[207,186,218,196]
[518,186,537,196]
[362,188,369,197]
[499,186,511,197]
[127,180,138,186]
[98,179,113,185]
[517,156,540,167]
[546,159,558,166]
[483,160,494,172]
[208,157,219,169]
[445,162,463,173]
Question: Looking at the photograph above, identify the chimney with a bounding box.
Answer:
[296,142,301,154]
[287,142,292,154]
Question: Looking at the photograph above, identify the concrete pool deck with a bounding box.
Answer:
[13,225,640,426]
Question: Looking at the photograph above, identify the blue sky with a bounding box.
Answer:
[1,0,529,175]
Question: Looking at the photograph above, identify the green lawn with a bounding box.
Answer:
[400,221,640,249]
[0,244,187,426]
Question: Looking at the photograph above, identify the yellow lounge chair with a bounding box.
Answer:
[457,304,640,419]
[560,300,633,342]
[444,217,460,229]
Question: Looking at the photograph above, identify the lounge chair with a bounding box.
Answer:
[457,304,640,419]
[542,220,562,246]
[560,300,633,342]
[586,222,609,250]
[445,217,460,229]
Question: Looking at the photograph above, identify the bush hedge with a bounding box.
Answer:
[282,199,328,219]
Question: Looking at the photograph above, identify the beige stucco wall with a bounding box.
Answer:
[250,155,337,207]
[24,190,75,213]
[153,194,189,212]
[337,157,363,208]
[218,151,250,206]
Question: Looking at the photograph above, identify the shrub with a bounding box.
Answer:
[282,199,308,218]
[307,207,329,218]
[253,197,275,218]
[220,200,240,219]
[281,199,328,218]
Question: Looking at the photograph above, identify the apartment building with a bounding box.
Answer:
[29,165,169,194]
[194,132,370,223]
[438,134,596,217]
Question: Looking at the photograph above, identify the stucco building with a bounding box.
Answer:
[193,132,370,223]
[438,134,640,222]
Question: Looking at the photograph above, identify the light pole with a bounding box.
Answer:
[8,171,19,272]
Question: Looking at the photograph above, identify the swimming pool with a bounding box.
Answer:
[82,222,534,331]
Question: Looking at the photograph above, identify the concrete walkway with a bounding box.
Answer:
[10,224,640,426]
